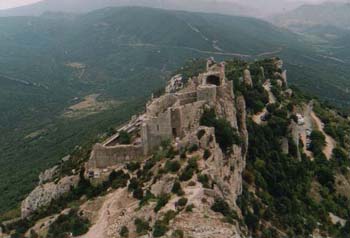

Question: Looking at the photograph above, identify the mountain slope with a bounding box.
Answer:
[272,2,350,31]
[1,6,350,218]
[0,0,255,17]
[4,58,350,238]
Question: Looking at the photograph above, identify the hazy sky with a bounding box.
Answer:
[0,0,342,10]
[0,0,40,9]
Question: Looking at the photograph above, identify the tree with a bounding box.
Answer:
[119,131,131,145]
[310,131,326,157]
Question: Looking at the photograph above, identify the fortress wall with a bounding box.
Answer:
[179,97,197,105]
[197,85,217,102]
[176,91,197,105]
[88,144,143,169]
[217,80,234,98]
[178,101,205,135]
[171,107,183,138]
[142,109,173,153]
[147,94,177,116]
[176,91,197,100]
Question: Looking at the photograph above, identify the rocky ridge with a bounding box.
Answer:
[4,57,350,238]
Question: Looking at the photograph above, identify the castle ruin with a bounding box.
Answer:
[86,59,233,176]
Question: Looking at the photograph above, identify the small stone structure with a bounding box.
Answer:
[86,59,233,173]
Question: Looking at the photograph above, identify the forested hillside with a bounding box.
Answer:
[1,6,350,217]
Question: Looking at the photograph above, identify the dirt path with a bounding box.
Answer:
[310,110,336,160]
[256,48,283,57]
[77,192,114,238]
[299,103,336,160]
[77,189,138,238]
[252,80,276,125]
[123,43,251,58]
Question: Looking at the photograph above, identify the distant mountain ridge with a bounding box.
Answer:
[272,2,350,31]
[0,0,257,17]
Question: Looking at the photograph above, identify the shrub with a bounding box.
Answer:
[179,158,197,181]
[179,168,194,181]
[211,198,238,223]
[172,229,184,238]
[166,146,177,159]
[133,188,144,200]
[310,131,326,157]
[188,181,196,186]
[134,218,150,234]
[119,131,131,145]
[29,230,39,238]
[188,157,198,169]
[188,144,199,153]
[203,149,211,160]
[153,220,168,237]
[185,204,195,212]
[109,170,130,189]
[200,109,241,152]
[128,177,140,191]
[126,162,140,172]
[176,197,188,207]
[197,129,206,139]
[163,210,177,224]
[47,209,90,238]
[245,212,259,232]
[165,160,181,173]
[172,181,184,196]
[198,174,210,188]
[211,198,231,217]
[139,190,155,207]
[242,170,255,185]
[154,194,171,212]
[152,211,176,237]
[119,226,129,237]
[180,150,187,159]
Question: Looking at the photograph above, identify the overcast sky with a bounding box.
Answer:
[0,0,343,10]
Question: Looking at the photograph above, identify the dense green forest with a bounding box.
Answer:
[1,6,350,216]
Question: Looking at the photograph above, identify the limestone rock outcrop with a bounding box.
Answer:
[38,165,59,185]
[243,69,253,87]
[21,175,79,218]
[20,59,249,237]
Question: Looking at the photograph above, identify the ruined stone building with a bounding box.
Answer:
[86,59,234,174]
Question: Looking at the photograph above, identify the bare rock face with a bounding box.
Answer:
[151,174,175,196]
[171,207,242,238]
[243,69,253,87]
[236,95,248,156]
[24,60,249,237]
[39,165,59,185]
[21,175,79,218]
[276,79,283,88]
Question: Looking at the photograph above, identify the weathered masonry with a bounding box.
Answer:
[86,59,233,173]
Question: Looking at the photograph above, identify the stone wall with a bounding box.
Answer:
[146,94,177,116]
[141,109,173,154]
[197,85,217,103]
[178,101,205,135]
[86,60,232,171]
[87,143,144,169]
[176,91,198,105]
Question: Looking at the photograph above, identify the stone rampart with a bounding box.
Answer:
[88,143,144,169]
